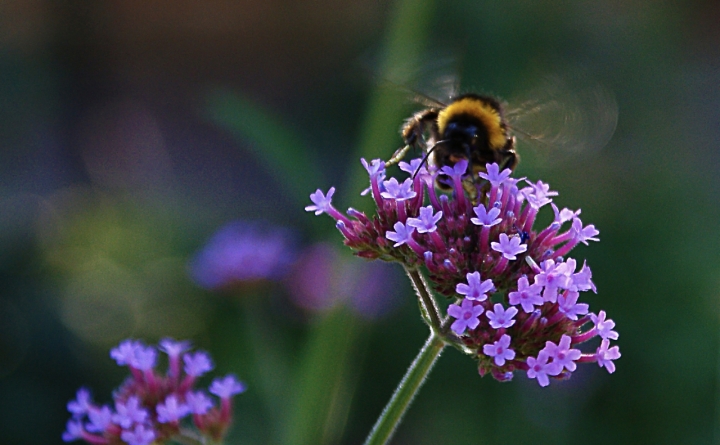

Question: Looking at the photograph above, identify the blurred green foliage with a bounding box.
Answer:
[0,0,719,444]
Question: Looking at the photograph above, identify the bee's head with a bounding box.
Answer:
[445,121,479,141]
[444,120,487,160]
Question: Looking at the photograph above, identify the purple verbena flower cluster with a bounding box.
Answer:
[189,220,296,290]
[63,338,246,445]
[306,159,620,386]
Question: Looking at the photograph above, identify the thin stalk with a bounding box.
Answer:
[407,269,433,328]
[404,266,443,333]
[362,332,445,445]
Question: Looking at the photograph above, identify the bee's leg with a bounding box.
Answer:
[387,108,440,166]
[404,109,440,146]
[386,144,413,166]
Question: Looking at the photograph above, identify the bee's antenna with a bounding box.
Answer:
[412,139,449,180]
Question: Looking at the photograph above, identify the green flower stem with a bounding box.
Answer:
[404,266,443,334]
[362,331,445,445]
[283,307,359,445]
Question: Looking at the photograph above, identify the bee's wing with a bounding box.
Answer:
[370,55,461,108]
[376,77,448,108]
[505,75,618,162]
[422,71,459,104]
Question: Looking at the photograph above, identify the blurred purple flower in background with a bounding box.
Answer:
[188,220,297,290]
[189,219,401,320]
[346,260,403,319]
[63,338,245,444]
[286,242,403,319]
[285,243,338,312]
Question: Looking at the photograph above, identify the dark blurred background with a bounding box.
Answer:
[1,0,719,444]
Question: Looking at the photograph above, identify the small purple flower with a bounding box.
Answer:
[159,338,192,358]
[557,290,589,320]
[470,204,502,227]
[570,260,596,293]
[184,351,214,377]
[447,298,485,335]
[455,271,495,302]
[86,405,113,433]
[110,339,141,367]
[591,311,619,340]
[478,163,512,187]
[186,391,214,415]
[62,419,83,442]
[157,394,190,423]
[486,303,518,329]
[67,388,92,417]
[386,221,416,247]
[523,180,558,205]
[398,158,427,177]
[526,351,561,387]
[543,335,581,372]
[361,159,388,196]
[381,177,416,201]
[440,159,469,180]
[483,334,516,366]
[132,345,157,371]
[552,204,581,225]
[120,424,156,445]
[210,375,247,399]
[490,233,527,260]
[596,339,621,373]
[160,338,191,378]
[572,217,600,245]
[305,187,336,215]
[508,276,544,313]
[407,206,443,233]
[361,158,385,177]
[524,193,547,209]
[534,259,571,303]
[113,396,148,429]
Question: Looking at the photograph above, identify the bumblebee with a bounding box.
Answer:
[386,76,618,194]
[390,93,518,189]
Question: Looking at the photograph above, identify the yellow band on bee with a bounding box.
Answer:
[437,97,507,150]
